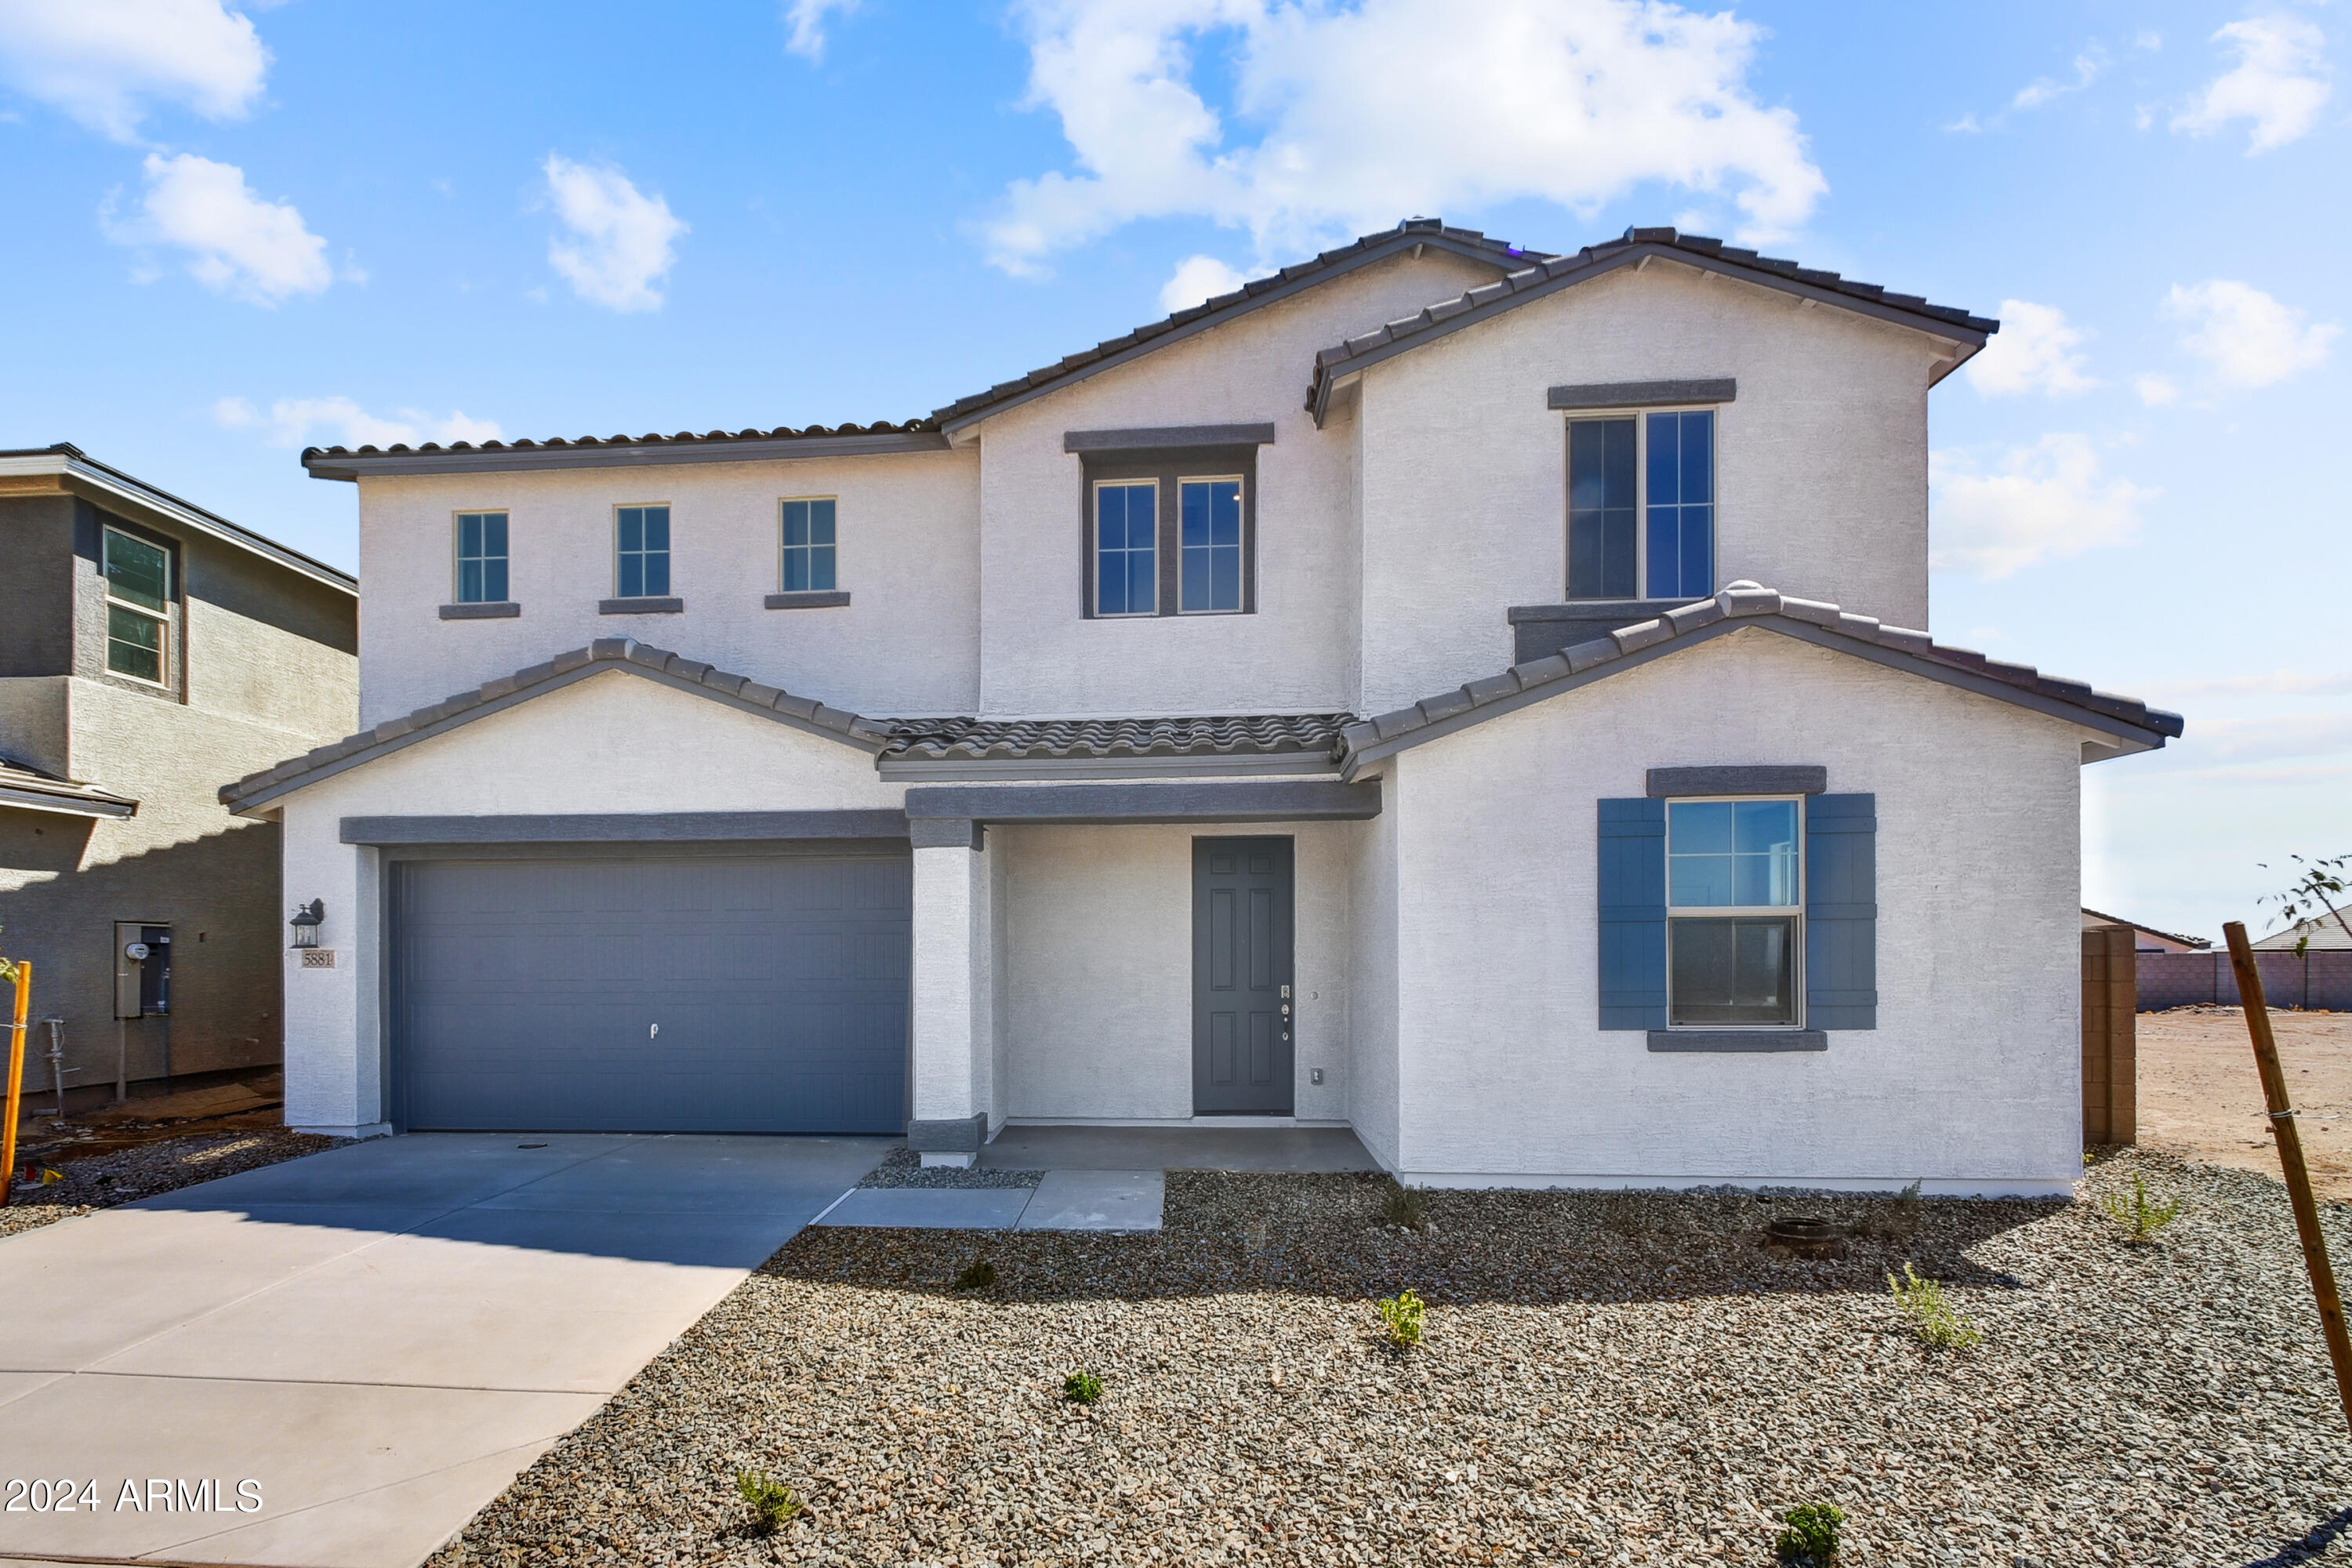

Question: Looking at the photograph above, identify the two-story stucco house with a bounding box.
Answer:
[222,221,2181,1194]
[2,444,358,1105]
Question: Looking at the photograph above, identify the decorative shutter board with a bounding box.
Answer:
[1806,793,1878,1029]
[1598,797,1668,1029]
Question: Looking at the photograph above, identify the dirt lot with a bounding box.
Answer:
[2137,1007,2352,1199]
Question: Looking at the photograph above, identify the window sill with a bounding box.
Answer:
[764,590,851,610]
[440,601,520,619]
[1648,1030,1826,1052]
[599,597,684,615]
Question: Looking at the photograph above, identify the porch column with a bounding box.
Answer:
[908,820,990,1166]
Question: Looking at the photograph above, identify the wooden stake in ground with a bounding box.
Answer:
[2,960,28,1209]
[2226,920,2352,1433]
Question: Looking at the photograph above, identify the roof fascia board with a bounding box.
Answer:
[228,659,883,815]
[940,231,1519,437]
[0,450,355,593]
[340,810,907,844]
[903,779,1380,823]
[303,429,953,481]
[0,784,138,819]
[1310,245,1990,426]
[1340,617,2167,779]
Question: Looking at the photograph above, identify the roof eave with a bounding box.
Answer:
[302,428,953,482]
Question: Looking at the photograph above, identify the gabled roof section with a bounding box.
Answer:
[2082,908,2211,949]
[1306,227,1999,424]
[1339,582,2182,779]
[0,754,138,820]
[302,421,947,481]
[220,638,891,813]
[883,713,1349,764]
[932,219,1548,435]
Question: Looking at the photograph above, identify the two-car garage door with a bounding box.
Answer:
[394,851,910,1133]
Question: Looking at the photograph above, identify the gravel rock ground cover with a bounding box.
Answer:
[0,1128,343,1240]
[433,1149,2352,1568]
[859,1147,1044,1191]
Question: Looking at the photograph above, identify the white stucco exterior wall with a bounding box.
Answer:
[1353,260,1949,713]
[1346,770,1402,1167]
[1387,628,2088,1193]
[910,841,985,1132]
[354,448,980,727]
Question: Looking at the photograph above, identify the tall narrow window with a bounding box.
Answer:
[1094,481,1156,615]
[1567,419,1637,598]
[615,505,670,598]
[1178,477,1242,612]
[101,526,170,684]
[780,498,837,591]
[455,511,509,604]
[1665,797,1802,1027]
[1646,411,1715,599]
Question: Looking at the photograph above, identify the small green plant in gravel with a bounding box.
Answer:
[1377,1287,1426,1348]
[1062,1370,1103,1404]
[1774,1501,1845,1565]
[1380,1178,1431,1230]
[1887,1262,1981,1349]
[2097,1174,2184,1244]
[950,1259,997,1290]
[734,1468,802,1535]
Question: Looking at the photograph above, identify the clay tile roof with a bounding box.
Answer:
[881,713,1352,764]
[301,419,943,472]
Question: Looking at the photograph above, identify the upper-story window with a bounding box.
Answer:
[615,505,671,598]
[1665,794,1801,1028]
[454,511,509,604]
[1178,477,1243,613]
[1094,480,1156,615]
[1567,408,1715,601]
[101,525,171,684]
[1080,445,1257,619]
[780,498,837,592]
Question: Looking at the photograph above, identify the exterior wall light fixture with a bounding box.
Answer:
[289,899,325,949]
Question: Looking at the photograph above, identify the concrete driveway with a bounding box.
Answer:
[0,1132,890,1568]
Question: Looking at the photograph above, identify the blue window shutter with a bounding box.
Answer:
[1598,797,1668,1029]
[1806,793,1878,1029]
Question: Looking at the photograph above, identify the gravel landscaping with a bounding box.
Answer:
[0,1128,343,1240]
[429,1149,2352,1568]
[858,1147,1045,1191]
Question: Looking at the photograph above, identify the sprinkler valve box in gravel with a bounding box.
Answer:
[230,219,2182,1194]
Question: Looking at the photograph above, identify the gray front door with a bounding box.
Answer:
[1192,837,1294,1115]
[394,851,909,1133]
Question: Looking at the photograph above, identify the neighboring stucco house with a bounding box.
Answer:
[2253,918,2352,953]
[2081,909,2210,954]
[223,221,2182,1194]
[2,444,358,1103]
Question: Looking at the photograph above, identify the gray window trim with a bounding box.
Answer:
[1647,765,1826,797]
[1064,423,1276,453]
[1549,378,1735,411]
[909,817,985,850]
[599,596,684,615]
[440,601,521,619]
[765,590,851,610]
[903,779,1377,824]
[342,810,907,844]
[1648,1030,1825,1052]
[1080,445,1258,619]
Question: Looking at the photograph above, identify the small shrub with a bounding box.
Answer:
[1377,1288,1426,1348]
[2096,1174,2184,1244]
[951,1259,997,1291]
[1063,1370,1103,1404]
[1887,1263,1981,1349]
[735,1468,802,1536]
[1380,1179,1431,1230]
[1774,1501,1845,1565]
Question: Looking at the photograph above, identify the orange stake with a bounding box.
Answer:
[2,960,27,1209]
[2226,921,2352,1433]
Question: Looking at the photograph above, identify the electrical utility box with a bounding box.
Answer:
[114,921,172,1018]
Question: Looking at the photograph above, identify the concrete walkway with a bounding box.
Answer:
[976,1123,1379,1173]
[0,1132,889,1568]
[817,1169,1166,1231]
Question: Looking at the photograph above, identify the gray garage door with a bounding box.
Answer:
[394,851,909,1133]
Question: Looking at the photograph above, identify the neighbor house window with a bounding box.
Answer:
[1665,795,1802,1026]
[780,498,837,591]
[615,505,670,597]
[1567,408,1715,601]
[1094,480,1157,616]
[101,526,170,684]
[455,511,509,603]
[1178,477,1243,612]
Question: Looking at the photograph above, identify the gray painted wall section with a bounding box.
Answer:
[1548,378,1737,410]
[342,810,908,844]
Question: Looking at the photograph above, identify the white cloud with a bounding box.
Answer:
[0,0,267,141]
[105,151,328,303]
[2165,279,2339,388]
[540,154,687,312]
[982,0,1827,278]
[213,395,502,449]
[782,0,858,60]
[1964,299,2098,397]
[2172,15,2332,154]
[2133,372,2180,406]
[1929,434,2156,580]
[2012,50,2105,111]
[1158,252,1250,312]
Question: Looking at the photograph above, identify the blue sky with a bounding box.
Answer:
[0,0,2342,942]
